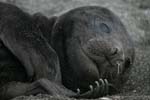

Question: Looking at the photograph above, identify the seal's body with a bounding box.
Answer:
[0,2,67,100]
[0,3,134,99]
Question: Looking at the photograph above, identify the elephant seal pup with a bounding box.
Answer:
[0,3,134,99]
[0,3,105,99]
[51,6,135,96]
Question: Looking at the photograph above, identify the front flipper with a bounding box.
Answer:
[0,79,76,100]
[73,79,109,99]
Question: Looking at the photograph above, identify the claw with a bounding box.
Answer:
[77,88,80,94]
[99,79,105,95]
[99,79,104,85]
[93,81,100,98]
[95,81,100,87]
[101,97,112,100]
[104,79,109,95]
[89,85,93,92]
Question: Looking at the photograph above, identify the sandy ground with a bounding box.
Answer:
[12,45,150,100]
[0,0,150,100]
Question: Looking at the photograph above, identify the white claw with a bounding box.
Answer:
[89,85,93,91]
[99,78,104,84]
[95,81,100,87]
[77,88,80,94]
[104,79,108,84]
[104,79,109,94]
[117,62,120,75]
[101,97,112,100]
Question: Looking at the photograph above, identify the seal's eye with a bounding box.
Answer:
[99,23,111,33]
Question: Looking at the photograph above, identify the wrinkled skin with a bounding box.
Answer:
[0,2,134,100]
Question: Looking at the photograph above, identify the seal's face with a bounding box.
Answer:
[52,7,134,94]
[82,37,125,80]
[77,15,128,89]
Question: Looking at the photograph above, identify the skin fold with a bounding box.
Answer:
[0,2,134,100]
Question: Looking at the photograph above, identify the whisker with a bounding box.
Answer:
[117,62,120,75]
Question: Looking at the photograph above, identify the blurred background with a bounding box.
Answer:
[1,0,150,45]
[0,0,150,99]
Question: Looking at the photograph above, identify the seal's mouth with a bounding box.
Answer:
[94,55,124,79]
[104,55,124,75]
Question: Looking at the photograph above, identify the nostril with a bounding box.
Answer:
[111,47,118,56]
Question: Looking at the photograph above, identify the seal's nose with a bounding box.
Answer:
[110,47,119,56]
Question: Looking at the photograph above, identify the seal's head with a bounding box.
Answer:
[80,24,132,93]
[51,6,134,94]
[74,7,134,92]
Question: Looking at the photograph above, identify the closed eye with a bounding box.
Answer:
[99,23,111,33]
